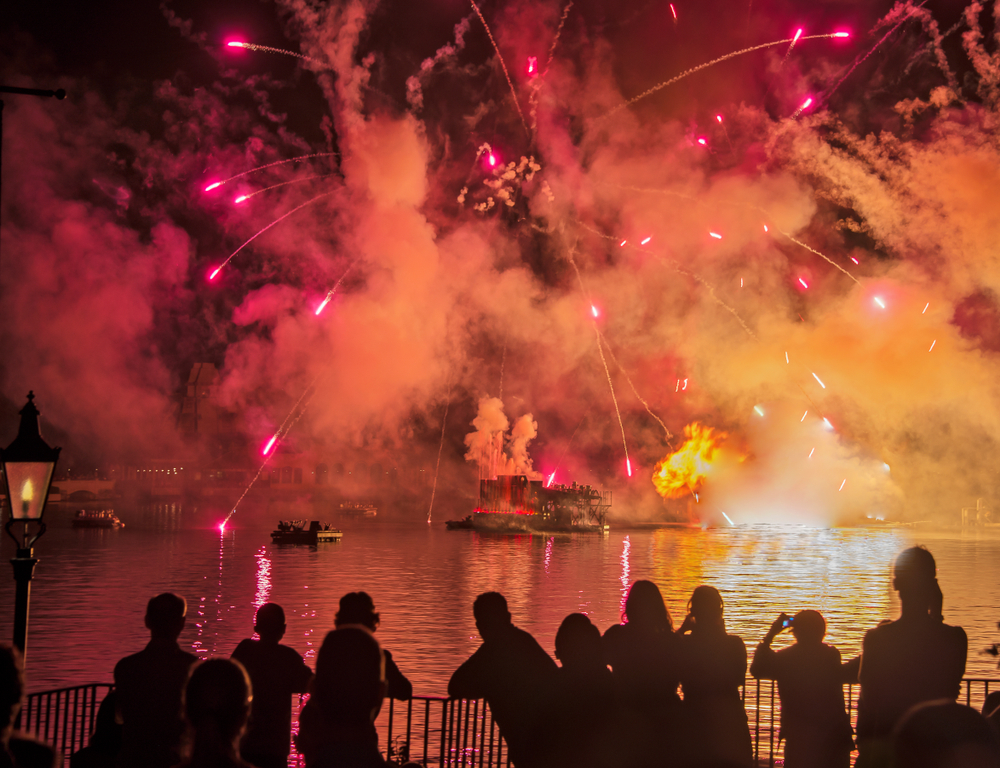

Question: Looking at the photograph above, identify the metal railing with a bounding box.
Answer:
[24,678,1000,767]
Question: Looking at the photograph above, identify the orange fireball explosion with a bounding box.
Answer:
[652,422,728,499]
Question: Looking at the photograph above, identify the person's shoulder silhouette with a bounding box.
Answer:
[231,603,312,768]
[113,593,197,768]
[0,644,57,768]
[334,592,411,700]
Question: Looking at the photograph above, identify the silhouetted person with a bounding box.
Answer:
[678,585,753,768]
[894,701,1000,768]
[856,547,967,768]
[334,593,412,700]
[114,593,198,768]
[231,603,313,768]
[0,644,57,768]
[448,592,557,768]
[175,658,255,768]
[750,610,854,768]
[295,626,387,768]
[602,580,682,766]
[70,691,122,768]
[547,614,617,768]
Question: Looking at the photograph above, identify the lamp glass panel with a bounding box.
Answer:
[5,462,54,520]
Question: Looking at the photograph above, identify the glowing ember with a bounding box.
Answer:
[808,447,816,458]
[851,257,859,264]
[873,296,886,308]
[547,471,556,487]
[793,29,803,43]
[800,410,808,422]
[219,521,227,532]
[763,224,769,232]
[716,115,723,123]
[641,236,651,245]
[619,240,627,247]
[315,296,332,316]
[208,267,221,281]
[682,378,688,391]
[798,277,809,288]
[669,3,677,20]
[800,96,814,110]
[832,31,850,38]
[204,182,222,192]
[488,153,497,167]
[227,41,247,48]
[262,435,278,455]
[785,351,789,364]
[591,305,599,318]
[527,56,537,75]
[754,405,765,417]
[929,339,937,351]
[823,418,834,430]
[740,277,743,287]
[923,302,929,314]
[812,372,826,389]
[721,511,735,526]
[709,231,722,239]
[626,458,633,477]
[697,137,707,145]
[839,479,847,491]
[234,195,248,204]
[652,422,730,499]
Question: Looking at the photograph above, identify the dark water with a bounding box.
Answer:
[2,500,999,693]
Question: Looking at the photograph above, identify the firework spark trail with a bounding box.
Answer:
[498,331,508,401]
[316,263,356,315]
[427,386,452,524]
[223,383,320,526]
[545,1,574,72]
[569,256,632,476]
[597,328,674,443]
[776,229,860,284]
[469,1,529,136]
[600,34,849,120]
[210,191,337,279]
[234,173,338,204]
[784,28,804,62]
[227,41,326,67]
[547,411,589,486]
[204,153,339,191]
[824,5,923,103]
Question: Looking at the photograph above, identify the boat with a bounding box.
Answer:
[270,520,343,544]
[338,502,377,518]
[472,475,611,533]
[445,515,474,530]
[72,510,124,529]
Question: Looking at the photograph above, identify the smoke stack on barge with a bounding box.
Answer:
[472,474,611,533]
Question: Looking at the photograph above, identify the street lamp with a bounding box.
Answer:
[2,392,60,660]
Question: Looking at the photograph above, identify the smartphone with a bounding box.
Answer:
[782,616,794,628]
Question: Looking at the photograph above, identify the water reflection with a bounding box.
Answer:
[3,501,999,694]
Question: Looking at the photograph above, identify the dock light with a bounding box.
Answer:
[2,392,61,660]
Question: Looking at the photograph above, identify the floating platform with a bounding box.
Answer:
[271,520,343,544]
[72,510,124,529]
[472,475,611,533]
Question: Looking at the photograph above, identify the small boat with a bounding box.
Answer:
[271,520,343,544]
[72,510,124,529]
[338,502,377,518]
[445,515,474,530]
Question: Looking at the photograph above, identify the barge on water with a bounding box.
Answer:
[271,520,343,544]
[473,475,611,533]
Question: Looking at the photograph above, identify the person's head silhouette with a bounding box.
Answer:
[254,603,286,644]
[688,585,725,631]
[184,658,252,751]
[555,613,603,671]
[314,626,385,722]
[894,700,1000,768]
[473,592,512,642]
[0,645,24,737]
[623,580,672,631]
[893,547,938,615]
[335,592,380,632]
[145,593,187,641]
[790,610,826,645]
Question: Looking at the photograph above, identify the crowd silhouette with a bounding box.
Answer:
[3,545,998,768]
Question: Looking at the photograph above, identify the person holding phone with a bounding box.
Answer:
[750,610,854,768]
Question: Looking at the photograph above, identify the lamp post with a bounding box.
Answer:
[2,392,60,660]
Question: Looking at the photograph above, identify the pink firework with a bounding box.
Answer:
[208,267,222,281]
[547,471,556,487]
[527,56,537,75]
[641,236,651,245]
[591,305,599,318]
[669,3,677,20]
[626,458,633,477]
[709,232,722,239]
[204,182,222,192]
[798,277,809,289]
[262,435,278,455]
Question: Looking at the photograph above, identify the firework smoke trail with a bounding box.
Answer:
[226,41,326,67]
[784,28,804,62]
[568,256,632,477]
[599,33,850,120]
[209,191,337,279]
[545,1,574,72]
[498,332,508,401]
[234,173,338,204]
[469,0,529,136]
[776,229,861,284]
[597,328,674,443]
[203,153,339,192]
[427,385,452,524]
[316,263,355,315]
